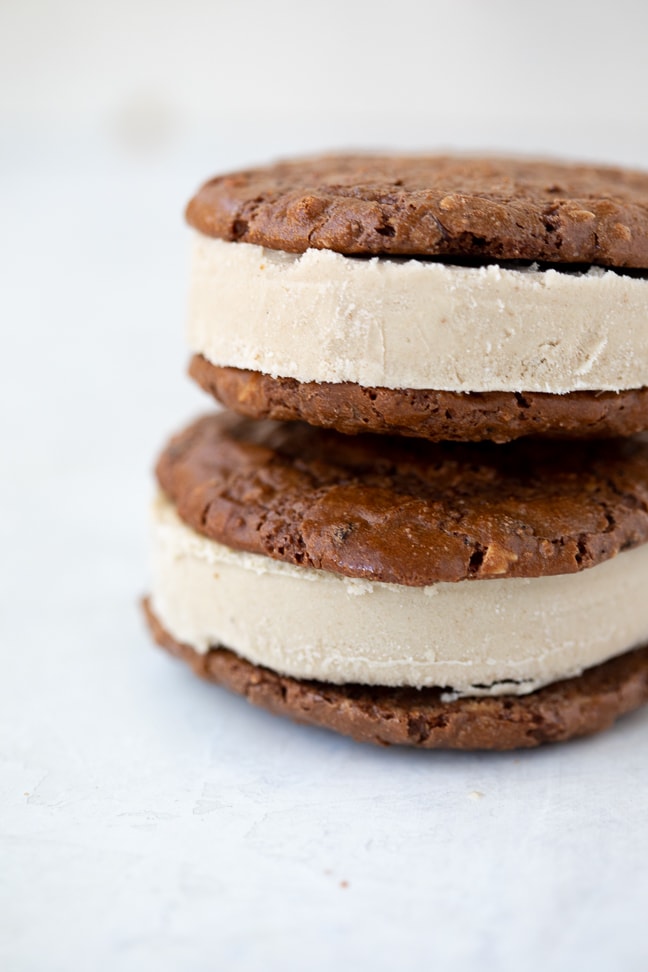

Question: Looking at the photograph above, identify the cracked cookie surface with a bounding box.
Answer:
[155,412,648,585]
[186,154,648,267]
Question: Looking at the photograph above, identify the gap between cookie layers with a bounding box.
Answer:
[187,235,648,394]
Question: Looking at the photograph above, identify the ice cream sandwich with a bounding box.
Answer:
[145,413,648,748]
[185,154,648,443]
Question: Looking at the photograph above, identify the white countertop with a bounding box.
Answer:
[2,132,647,972]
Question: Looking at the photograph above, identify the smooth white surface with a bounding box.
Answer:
[2,3,648,970]
[2,144,647,972]
[3,0,648,143]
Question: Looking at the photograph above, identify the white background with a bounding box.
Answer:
[1,2,648,970]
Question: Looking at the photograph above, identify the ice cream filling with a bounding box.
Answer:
[187,234,648,394]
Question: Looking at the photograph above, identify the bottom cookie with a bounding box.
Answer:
[143,599,648,750]
[189,356,648,444]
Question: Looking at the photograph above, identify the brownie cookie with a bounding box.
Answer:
[186,154,648,265]
[185,154,648,442]
[156,412,648,585]
[190,358,648,444]
[144,599,648,750]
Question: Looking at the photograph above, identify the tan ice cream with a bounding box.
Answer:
[187,235,648,394]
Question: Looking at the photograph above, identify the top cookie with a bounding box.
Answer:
[186,154,648,267]
[156,412,648,586]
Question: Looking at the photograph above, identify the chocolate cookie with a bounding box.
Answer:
[156,412,648,586]
[186,154,648,266]
[190,358,648,444]
[144,599,648,750]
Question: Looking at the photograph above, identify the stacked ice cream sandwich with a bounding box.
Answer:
[145,155,648,749]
